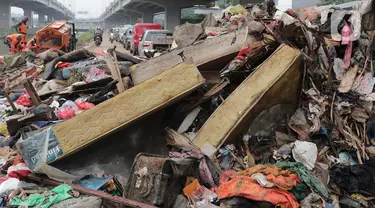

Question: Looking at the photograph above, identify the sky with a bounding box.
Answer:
[11,0,113,18]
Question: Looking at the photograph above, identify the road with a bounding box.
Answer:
[85,31,129,54]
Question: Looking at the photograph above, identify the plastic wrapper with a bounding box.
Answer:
[75,102,95,110]
[15,92,31,107]
[84,67,109,83]
[16,127,79,182]
[57,107,76,120]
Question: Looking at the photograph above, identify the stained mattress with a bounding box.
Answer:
[52,63,205,160]
[192,44,303,156]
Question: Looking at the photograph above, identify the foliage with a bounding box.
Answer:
[77,30,94,41]
[319,0,358,5]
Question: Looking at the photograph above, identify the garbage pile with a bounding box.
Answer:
[0,0,374,207]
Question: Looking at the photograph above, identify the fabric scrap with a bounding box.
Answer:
[10,184,73,208]
[217,176,299,208]
[276,162,330,200]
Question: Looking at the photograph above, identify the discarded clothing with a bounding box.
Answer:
[330,158,375,195]
[217,176,299,208]
[276,162,330,200]
[236,164,291,177]
[10,184,73,208]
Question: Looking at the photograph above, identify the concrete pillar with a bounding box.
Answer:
[165,7,181,31]
[38,13,46,24]
[23,9,34,28]
[47,15,53,23]
[0,2,11,28]
[143,12,154,23]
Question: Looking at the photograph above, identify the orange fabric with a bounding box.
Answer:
[6,34,22,54]
[266,174,297,190]
[217,176,299,208]
[18,22,27,34]
[236,165,291,177]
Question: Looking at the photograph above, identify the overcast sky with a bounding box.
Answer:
[11,0,112,18]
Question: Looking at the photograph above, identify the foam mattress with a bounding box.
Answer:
[52,63,205,160]
[192,44,303,156]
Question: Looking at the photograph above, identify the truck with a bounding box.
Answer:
[27,20,76,54]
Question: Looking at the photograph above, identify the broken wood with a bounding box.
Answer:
[28,174,157,208]
[4,90,17,112]
[131,27,251,85]
[22,78,41,106]
[112,51,126,93]
[104,53,125,93]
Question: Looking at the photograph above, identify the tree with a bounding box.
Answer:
[320,0,358,5]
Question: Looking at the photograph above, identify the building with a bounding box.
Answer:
[274,0,321,11]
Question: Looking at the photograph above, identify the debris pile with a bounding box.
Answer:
[0,0,375,207]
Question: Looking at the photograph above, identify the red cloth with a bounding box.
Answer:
[341,22,353,69]
[6,157,31,179]
[56,62,71,68]
[217,176,299,208]
[16,90,31,107]
[236,47,250,61]
[75,102,95,110]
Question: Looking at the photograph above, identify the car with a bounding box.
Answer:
[130,23,162,55]
[122,26,133,50]
[119,25,133,44]
[138,30,173,58]
[117,28,126,42]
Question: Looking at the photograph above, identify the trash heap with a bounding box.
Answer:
[0,0,374,207]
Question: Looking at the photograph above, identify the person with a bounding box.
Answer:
[94,26,103,42]
[4,34,23,55]
[27,37,37,53]
[15,16,29,52]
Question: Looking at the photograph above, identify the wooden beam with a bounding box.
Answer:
[28,175,157,208]
[130,28,251,85]
[22,78,41,106]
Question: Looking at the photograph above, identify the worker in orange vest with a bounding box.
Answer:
[4,34,23,55]
[15,16,29,52]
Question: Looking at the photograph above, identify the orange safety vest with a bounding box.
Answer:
[17,22,27,34]
[6,34,22,42]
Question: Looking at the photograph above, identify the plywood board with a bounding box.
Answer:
[130,28,251,85]
[192,44,303,156]
[53,63,205,160]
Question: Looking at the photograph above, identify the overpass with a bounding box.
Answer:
[0,0,75,28]
[99,0,259,30]
[74,19,102,31]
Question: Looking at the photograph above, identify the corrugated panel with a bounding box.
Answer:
[52,63,205,160]
[193,44,302,156]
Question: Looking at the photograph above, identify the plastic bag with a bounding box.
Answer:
[84,67,109,83]
[16,127,79,182]
[292,140,318,170]
[57,107,75,120]
[15,91,31,107]
[75,102,95,110]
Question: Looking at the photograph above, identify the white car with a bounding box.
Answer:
[138,30,173,58]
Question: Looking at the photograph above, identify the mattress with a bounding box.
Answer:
[52,63,205,160]
[192,44,303,156]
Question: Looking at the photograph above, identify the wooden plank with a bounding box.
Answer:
[193,44,303,156]
[112,51,126,92]
[104,53,125,93]
[4,90,17,113]
[131,28,251,85]
[52,63,205,160]
[22,79,41,106]
[28,175,157,208]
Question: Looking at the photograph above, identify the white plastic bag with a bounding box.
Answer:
[292,140,318,170]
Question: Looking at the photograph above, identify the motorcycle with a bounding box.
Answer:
[109,33,114,44]
[94,35,102,47]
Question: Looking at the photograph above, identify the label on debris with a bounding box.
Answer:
[17,127,63,170]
